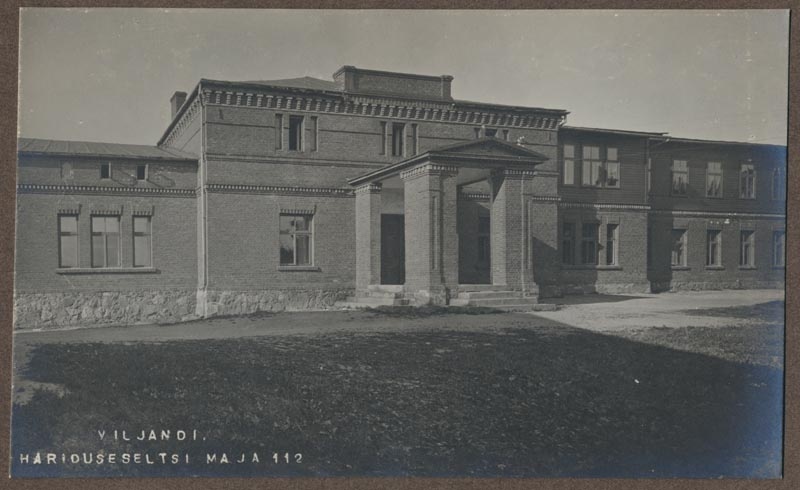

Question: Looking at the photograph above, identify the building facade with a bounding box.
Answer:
[14,66,787,329]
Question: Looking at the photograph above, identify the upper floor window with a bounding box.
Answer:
[740,164,756,199]
[58,215,79,268]
[275,114,283,150]
[280,214,313,266]
[502,129,509,141]
[308,116,319,152]
[706,162,723,198]
[91,216,120,268]
[411,123,419,156]
[671,229,687,266]
[133,216,152,268]
[581,146,619,188]
[100,163,111,179]
[772,167,785,200]
[484,128,497,138]
[136,164,148,181]
[671,160,688,195]
[562,145,575,186]
[288,115,304,151]
[391,123,405,157]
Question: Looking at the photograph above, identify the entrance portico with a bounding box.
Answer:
[350,138,550,305]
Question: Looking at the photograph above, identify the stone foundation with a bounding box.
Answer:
[13,290,197,330]
[661,280,785,292]
[197,288,353,318]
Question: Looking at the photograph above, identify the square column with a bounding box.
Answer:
[401,163,459,304]
[490,168,536,294]
[354,183,382,291]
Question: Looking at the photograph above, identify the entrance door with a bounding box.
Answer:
[381,214,405,285]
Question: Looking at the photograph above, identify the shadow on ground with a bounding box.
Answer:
[11,314,783,479]
[552,294,645,305]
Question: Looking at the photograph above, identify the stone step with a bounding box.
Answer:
[361,291,403,299]
[367,284,404,293]
[457,284,510,292]
[465,297,538,307]
[457,290,522,300]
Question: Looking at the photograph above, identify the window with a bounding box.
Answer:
[477,217,491,263]
[671,160,688,195]
[473,127,481,139]
[605,147,620,188]
[502,129,509,141]
[380,122,388,155]
[288,115,303,151]
[562,222,576,265]
[605,224,618,265]
[136,164,148,181]
[562,145,575,185]
[91,216,120,268]
[411,124,419,156]
[739,230,755,267]
[772,167,785,200]
[309,116,318,152]
[773,230,785,267]
[706,230,722,266]
[581,223,598,265]
[58,215,79,268]
[582,146,602,187]
[100,163,111,179]
[706,162,722,198]
[740,164,756,199]
[133,216,152,268]
[485,128,497,138]
[391,123,405,157]
[279,214,313,266]
[275,114,283,150]
[671,229,687,267]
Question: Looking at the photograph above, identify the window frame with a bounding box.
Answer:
[605,224,619,266]
[739,164,756,199]
[739,230,756,268]
[580,223,599,265]
[705,161,723,198]
[391,123,405,157]
[671,160,689,196]
[58,214,79,268]
[772,230,786,268]
[100,162,112,180]
[772,167,786,200]
[91,215,121,268]
[136,164,148,182]
[706,229,722,267]
[288,115,304,152]
[132,216,153,268]
[275,114,284,150]
[671,228,687,267]
[562,144,576,186]
[279,213,315,267]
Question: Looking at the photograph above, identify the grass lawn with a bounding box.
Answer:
[12,304,783,478]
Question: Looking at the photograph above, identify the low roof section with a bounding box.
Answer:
[18,138,198,162]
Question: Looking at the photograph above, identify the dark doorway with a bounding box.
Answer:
[381,214,405,285]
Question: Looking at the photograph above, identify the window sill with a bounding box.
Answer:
[738,266,757,270]
[704,265,725,270]
[278,266,320,272]
[772,266,786,270]
[56,267,159,274]
[671,266,691,271]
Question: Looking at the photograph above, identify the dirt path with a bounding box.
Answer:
[531,289,784,331]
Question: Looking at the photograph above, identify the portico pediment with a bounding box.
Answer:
[349,137,549,187]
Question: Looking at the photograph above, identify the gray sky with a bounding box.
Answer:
[18,9,789,146]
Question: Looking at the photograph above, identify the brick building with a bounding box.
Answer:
[14,66,786,329]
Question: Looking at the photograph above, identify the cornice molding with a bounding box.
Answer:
[161,96,203,149]
[200,88,562,130]
[399,163,460,181]
[17,184,196,197]
[205,183,354,197]
[650,209,785,219]
[354,183,382,194]
[559,201,650,211]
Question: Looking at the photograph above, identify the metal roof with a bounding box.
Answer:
[241,76,341,92]
[18,138,198,161]
[561,125,667,137]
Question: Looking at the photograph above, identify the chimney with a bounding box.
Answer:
[440,75,453,100]
[170,91,187,119]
